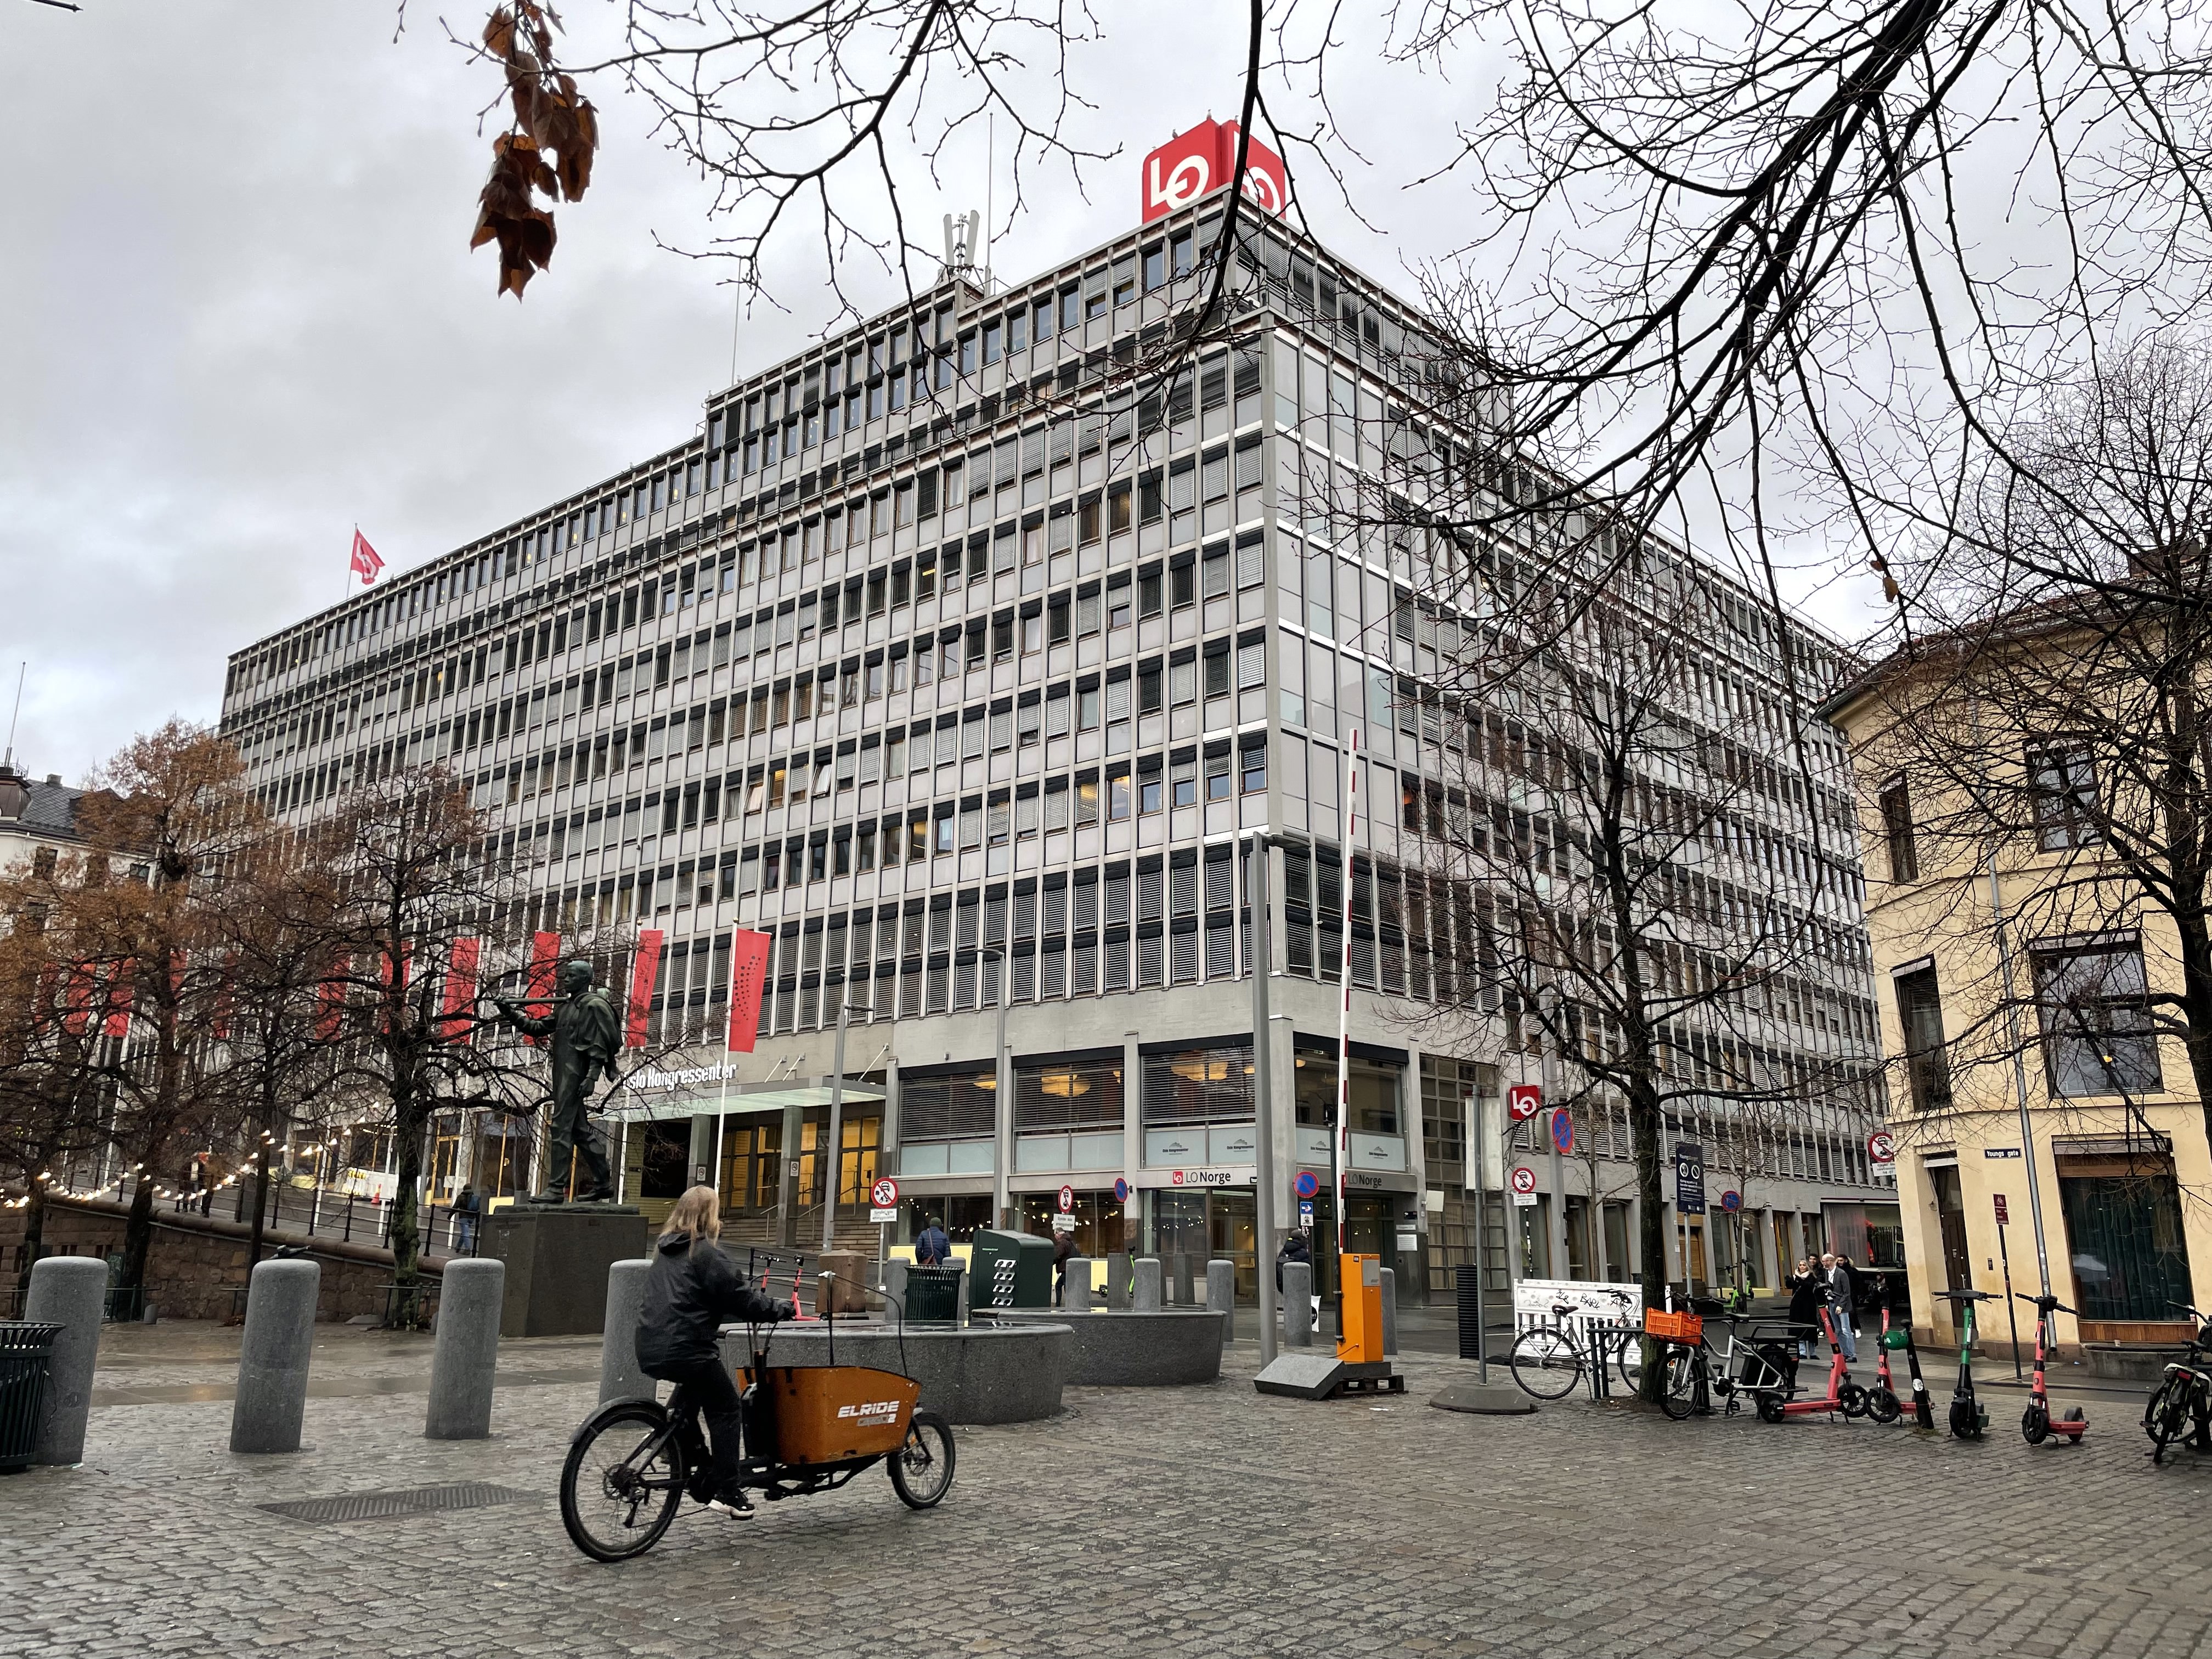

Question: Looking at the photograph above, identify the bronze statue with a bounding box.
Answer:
[493,957,621,1203]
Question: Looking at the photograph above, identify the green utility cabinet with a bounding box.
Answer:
[968,1229,1054,1311]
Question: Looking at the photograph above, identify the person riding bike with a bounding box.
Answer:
[636,1186,795,1519]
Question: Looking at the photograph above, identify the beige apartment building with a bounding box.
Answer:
[1829,625,2212,1354]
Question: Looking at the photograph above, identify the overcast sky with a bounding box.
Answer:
[0,2,1883,787]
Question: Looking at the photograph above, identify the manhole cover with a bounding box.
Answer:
[259,1482,531,1525]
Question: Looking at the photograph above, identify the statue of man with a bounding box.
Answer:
[493,957,621,1203]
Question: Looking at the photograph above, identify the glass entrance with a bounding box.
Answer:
[1210,1192,1257,1302]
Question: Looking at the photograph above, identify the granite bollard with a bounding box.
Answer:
[1132,1256,1163,1312]
[1206,1259,1236,1341]
[598,1259,653,1403]
[1283,1261,1314,1348]
[1172,1252,1195,1306]
[879,1256,910,1322]
[425,1258,504,1439]
[1105,1251,1131,1311]
[24,1255,107,1466]
[229,1258,320,1454]
[1380,1267,1398,1356]
[1064,1256,1092,1312]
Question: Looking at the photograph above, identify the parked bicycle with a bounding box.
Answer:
[1508,1294,1644,1401]
[1654,1297,1799,1421]
[2142,1301,2212,1466]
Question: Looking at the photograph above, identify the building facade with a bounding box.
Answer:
[0,761,95,880]
[219,165,1889,1300]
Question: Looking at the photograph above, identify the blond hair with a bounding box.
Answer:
[660,1185,721,1254]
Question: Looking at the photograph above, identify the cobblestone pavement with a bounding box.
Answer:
[7,1328,2211,1659]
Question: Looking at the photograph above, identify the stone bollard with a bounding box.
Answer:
[1206,1260,1236,1342]
[25,1256,108,1466]
[426,1259,504,1440]
[1173,1252,1195,1306]
[953,1267,970,1327]
[1105,1251,1131,1312]
[1064,1257,1092,1313]
[230,1258,320,1454]
[1380,1267,1398,1356]
[880,1257,910,1324]
[1283,1262,1314,1347]
[1132,1256,1163,1312]
[599,1259,653,1404]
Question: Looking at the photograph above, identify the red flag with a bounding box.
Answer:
[103,959,136,1039]
[349,529,385,585]
[726,928,771,1054]
[524,930,561,1047]
[441,937,480,1041]
[61,963,95,1036]
[626,930,664,1048]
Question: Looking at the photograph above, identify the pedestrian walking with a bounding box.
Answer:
[1785,1257,1826,1359]
[915,1214,951,1268]
[1825,1252,1858,1362]
[453,1183,481,1255]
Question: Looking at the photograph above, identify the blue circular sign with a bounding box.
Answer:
[1720,1189,1742,1212]
[1294,1171,1321,1199]
[1550,1110,1573,1155]
[1112,1177,1131,1204]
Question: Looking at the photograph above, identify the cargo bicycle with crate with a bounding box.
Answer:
[559,1272,955,1562]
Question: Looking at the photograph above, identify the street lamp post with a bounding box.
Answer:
[1250,832,1279,1367]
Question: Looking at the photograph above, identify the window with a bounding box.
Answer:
[2029,746,2100,850]
[1240,742,1267,794]
[1879,779,1918,882]
[1895,964,1951,1110]
[2034,936,2162,1097]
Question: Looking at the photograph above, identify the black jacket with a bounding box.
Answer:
[635,1234,792,1377]
[1275,1235,1311,1293]
[1785,1272,1826,1331]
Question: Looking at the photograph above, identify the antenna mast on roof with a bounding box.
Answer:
[3,662,22,770]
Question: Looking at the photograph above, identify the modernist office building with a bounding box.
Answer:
[218,170,1893,1300]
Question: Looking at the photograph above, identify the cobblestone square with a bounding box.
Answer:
[5,1327,2210,1659]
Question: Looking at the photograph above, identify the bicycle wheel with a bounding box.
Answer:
[2145,1378,2191,1465]
[1509,1328,1585,1401]
[561,1404,687,1562]
[1656,1346,1699,1421]
[888,1408,957,1509]
[1612,1330,1646,1395]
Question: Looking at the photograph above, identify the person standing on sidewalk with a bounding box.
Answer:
[1825,1252,1859,1362]
[453,1184,481,1255]
[1785,1259,1825,1360]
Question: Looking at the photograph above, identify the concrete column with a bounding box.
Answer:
[1132,1256,1163,1312]
[687,1112,716,1190]
[25,1255,106,1466]
[1065,1256,1092,1313]
[426,1259,504,1439]
[881,1056,902,1239]
[1105,1250,1131,1311]
[1121,1030,1143,1234]
[1283,1261,1314,1347]
[229,1258,320,1455]
[1379,1266,1398,1356]
[1173,1252,1195,1306]
[598,1258,653,1403]
[1206,1259,1235,1341]
[1403,1040,1430,1307]
[953,1266,970,1327]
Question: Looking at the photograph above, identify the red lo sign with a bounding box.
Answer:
[1140,120,1290,225]
[1507,1084,1543,1122]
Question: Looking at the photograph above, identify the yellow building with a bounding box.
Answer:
[1828,635,2212,1356]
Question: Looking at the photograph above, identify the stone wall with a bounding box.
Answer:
[1,1196,441,1323]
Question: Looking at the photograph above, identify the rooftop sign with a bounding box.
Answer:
[1140,119,1289,225]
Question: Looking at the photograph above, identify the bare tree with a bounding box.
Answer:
[1410,539,1880,1398]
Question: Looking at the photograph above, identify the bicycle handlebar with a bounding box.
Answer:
[2012,1291,2076,1314]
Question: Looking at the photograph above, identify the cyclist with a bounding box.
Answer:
[636,1185,796,1519]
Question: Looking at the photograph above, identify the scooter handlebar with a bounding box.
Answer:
[2012,1291,2075,1314]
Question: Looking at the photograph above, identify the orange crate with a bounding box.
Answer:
[1643,1308,1703,1343]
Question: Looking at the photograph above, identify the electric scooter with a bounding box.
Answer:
[1866,1306,1904,1424]
[2013,1291,2087,1444]
[1933,1288,1993,1440]
[1754,1307,1869,1422]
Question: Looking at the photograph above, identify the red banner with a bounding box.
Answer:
[525,930,560,1046]
[314,956,348,1040]
[626,929,664,1048]
[61,963,94,1036]
[441,936,480,1041]
[102,959,135,1039]
[726,928,771,1053]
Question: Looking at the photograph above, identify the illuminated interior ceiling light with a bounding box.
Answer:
[1039,1070,1090,1097]
[1171,1057,1231,1083]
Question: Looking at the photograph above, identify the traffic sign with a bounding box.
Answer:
[870,1177,899,1209]
[1299,1200,1315,1224]
[1294,1170,1321,1200]
[1674,1143,1706,1216]
[1550,1109,1573,1155]
[1720,1190,1742,1213]
[1113,1177,1130,1204]
[1508,1084,1543,1122]
[1509,1166,1538,1195]
[1057,1184,1076,1214]
[1867,1130,1896,1165]
[1994,1193,2010,1225]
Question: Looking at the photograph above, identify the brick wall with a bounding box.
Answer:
[1,1195,442,1323]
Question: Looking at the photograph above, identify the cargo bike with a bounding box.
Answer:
[560,1272,955,1561]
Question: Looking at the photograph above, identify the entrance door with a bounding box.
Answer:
[1209,1192,1257,1302]
[1931,1165,1972,1299]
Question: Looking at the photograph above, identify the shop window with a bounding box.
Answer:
[2059,1161,2193,1322]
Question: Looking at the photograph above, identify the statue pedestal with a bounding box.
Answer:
[481,1204,650,1339]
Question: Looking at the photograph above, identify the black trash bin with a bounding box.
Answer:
[905,1266,962,1325]
[0,1323,64,1474]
